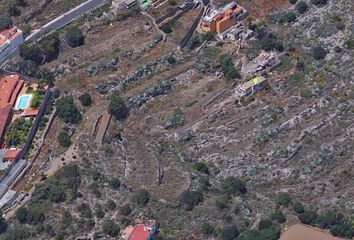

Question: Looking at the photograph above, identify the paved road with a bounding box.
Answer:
[26,0,107,42]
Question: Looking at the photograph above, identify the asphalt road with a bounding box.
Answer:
[26,0,107,42]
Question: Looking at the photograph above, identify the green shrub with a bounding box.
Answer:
[310,0,327,6]
[344,39,354,50]
[77,203,93,218]
[27,205,45,225]
[292,201,305,213]
[79,92,92,106]
[215,196,229,210]
[179,190,203,211]
[312,46,326,60]
[300,88,313,99]
[275,192,291,206]
[108,92,129,120]
[299,210,318,225]
[330,221,354,238]
[237,229,265,240]
[316,209,344,228]
[106,199,116,211]
[201,222,214,236]
[109,178,121,189]
[219,225,239,240]
[8,3,21,16]
[95,204,105,218]
[219,176,247,195]
[0,15,12,31]
[260,226,280,240]
[202,32,214,42]
[160,23,172,33]
[296,1,308,14]
[219,54,240,81]
[167,55,176,64]
[65,26,85,47]
[193,162,209,174]
[15,207,28,223]
[168,0,177,5]
[56,96,82,124]
[102,219,120,237]
[120,204,132,216]
[133,189,150,206]
[283,12,296,23]
[258,219,273,230]
[58,131,71,147]
[271,210,286,223]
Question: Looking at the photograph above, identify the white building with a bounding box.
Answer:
[0,27,24,62]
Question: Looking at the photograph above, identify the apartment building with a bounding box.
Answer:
[200,2,248,34]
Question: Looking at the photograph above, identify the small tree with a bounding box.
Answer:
[310,0,327,6]
[77,203,92,218]
[108,93,129,120]
[102,219,120,237]
[0,15,12,30]
[65,26,85,47]
[168,0,177,5]
[16,207,28,223]
[292,201,305,213]
[260,226,280,240]
[202,32,214,42]
[105,199,116,211]
[109,178,121,190]
[284,12,296,23]
[219,177,247,195]
[312,46,326,60]
[299,210,318,225]
[133,189,150,206]
[258,219,273,230]
[58,132,71,147]
[296,1,308,14]
[167,55,176,64]
[56,96,82,124]
[120,204,132,216]
[79,92,92,106]
[201,222,214,236]
[275,192,291,206]
[8,3,21,16]
[26,205,45,225]
[179,190,203,211]
[271,210,286,223]
[193,162,209,174]
[219,225,239,240]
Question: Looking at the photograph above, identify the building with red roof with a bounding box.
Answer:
[3,149,21,162]
[0,104,12,145]
[121,220,156,240]
[0,74,24,108]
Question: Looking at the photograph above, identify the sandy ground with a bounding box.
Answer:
[280,224,345,240]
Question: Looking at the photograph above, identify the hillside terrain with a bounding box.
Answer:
[0,0,353,239]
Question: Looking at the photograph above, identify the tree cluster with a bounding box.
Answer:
[56,96,82,124]
[65,26,85,47]
[20,33,60,65]
[108,93,129,120]
[219,54,240,82]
